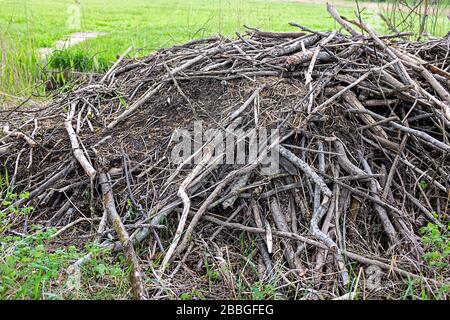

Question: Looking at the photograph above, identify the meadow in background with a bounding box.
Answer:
[1,0,448,99]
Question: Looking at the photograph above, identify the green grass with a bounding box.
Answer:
[0,0,448,98]
[0,0,361,98]
[0,226,131,300]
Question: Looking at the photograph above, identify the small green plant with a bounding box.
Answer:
[125,198,137,222]
[420,222,449,270]
[0,227,79,299]
[178,288,206,300]
[64,243,129,300]
[83,243,125,280]
[118,95,128,110]
[418,179,428,191]
[0,226,129,300]
[401,277,416,300]
[436,283,450,299]
[203,256,220,284]
[1,191,33,215]
[180,292,192,300]
[420,286,429,300]
[0,190,34,233]
[0,166,9,191]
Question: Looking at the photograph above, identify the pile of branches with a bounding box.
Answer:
[1,4,449,299]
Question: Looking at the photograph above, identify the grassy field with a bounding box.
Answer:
[0,0,448,98]
[0,0,365,98]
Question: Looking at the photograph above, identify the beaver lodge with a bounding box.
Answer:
[1,4,449,299]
